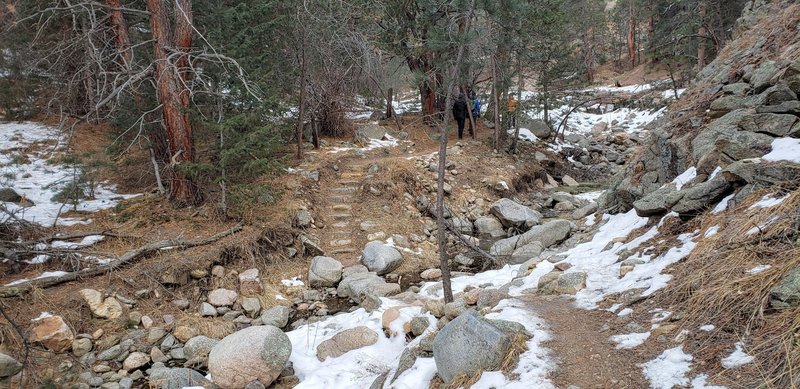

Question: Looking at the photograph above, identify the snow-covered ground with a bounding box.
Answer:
[1,122,140,283]
[0,122,139,227]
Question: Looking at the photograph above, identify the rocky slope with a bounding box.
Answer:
[600,0,800,215]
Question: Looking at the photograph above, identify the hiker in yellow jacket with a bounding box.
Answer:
[507,95,518,129]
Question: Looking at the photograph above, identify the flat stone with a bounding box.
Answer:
[208,288,238,307]
[316,326,379,361]
[420,268,442,280]
[80,289,123,319]
[122,352,150,371]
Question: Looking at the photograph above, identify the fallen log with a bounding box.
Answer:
[0,223,243,298]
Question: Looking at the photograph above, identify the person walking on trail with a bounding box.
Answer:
[507,95,518,129]
[453,92,469,140]
[471,94,481,119]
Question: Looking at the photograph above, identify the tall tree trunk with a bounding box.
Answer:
[296,25,307,159]
[436,0,475,303]
[148,0,201,206]
[492,56,500,151]
[174,0,192,83]
[464,85,476,140]
[628,1,636,69]
[105,0,132,68]
[408,56,438,124]
[510,59,523,154]
[386,87,393,119]
[697,2,707,71]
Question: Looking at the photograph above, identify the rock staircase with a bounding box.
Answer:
[322,165,364,266]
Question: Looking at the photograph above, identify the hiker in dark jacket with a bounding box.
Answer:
[452,92,468,139]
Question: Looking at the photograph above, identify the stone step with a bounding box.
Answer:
[332,222,351,228]
[330,239,353,247]
[331,186,359,194]
[340,172,363,179]
[338,180,361,186]
[332,231,351,238]
[330,247,357,255]
[332,204,352,211]
[328,195,353,203]
[332,214,353,220]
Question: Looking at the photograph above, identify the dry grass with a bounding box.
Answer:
[662,188,800,388]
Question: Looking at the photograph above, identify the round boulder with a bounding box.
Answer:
[361,241,403,275]
[208,326,291,388]
[308,256,344,287]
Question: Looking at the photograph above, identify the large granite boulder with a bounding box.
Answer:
[489,198,542,228]
[433,311,512,384]
[474,216,506,238]
[739,113,799,137]
[361,241,403,275]
[355,124,390,144]
[208,326,291,388]
[337,272,400,303]
[30,315,74,353]
[671,179,732,215]
[633,185,681,217]
[0,353,22,378]
[691,109,774,162]
[489,220,572,257]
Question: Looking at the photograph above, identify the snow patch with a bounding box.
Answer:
[721,342,754,369]
[640,346,693,389]
[0,122,139,227]
[673,167,697,191]
[704,225,720,238]
[711,194,735,215]
[281,277,304,287]
[748,265,771,274]
[575,190,604,202]
[749,193,789,209]
[763,137,800,163]
[610,332,650,349]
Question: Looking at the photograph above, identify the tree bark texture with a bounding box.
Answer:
[408,55,439,124]
[297,25,307,159]
[147,0,201,206]
[105,0,132,68]
[628,2,636,68]
[386,87,393,119]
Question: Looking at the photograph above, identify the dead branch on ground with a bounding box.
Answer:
[0,223,243,298]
